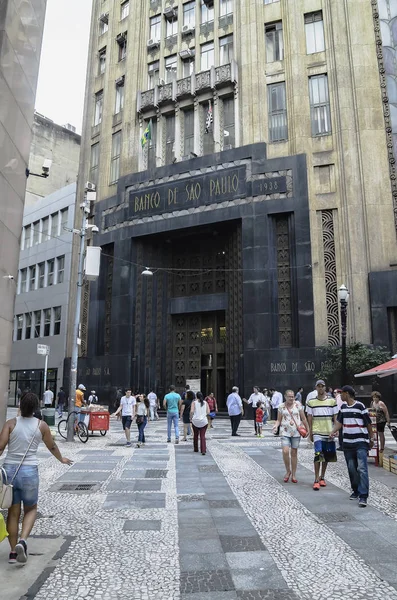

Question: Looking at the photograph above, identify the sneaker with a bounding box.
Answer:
[167,439,171,443]
[126,442,131,447]
[8,552,17,564]
[358,497,367,508]
[175,439,179,444]
[313,481,320,490]
[319,478,327,487]
[15,540,28,563]
[349,492,359,501]
[136,443,141,448]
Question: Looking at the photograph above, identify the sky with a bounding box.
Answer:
[35,0,93,133]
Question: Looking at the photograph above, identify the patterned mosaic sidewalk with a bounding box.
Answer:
[1,416,397,599]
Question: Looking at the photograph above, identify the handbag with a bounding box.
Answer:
[209,412,216,418]
[286,404,308,438]
[0,420,40,509]
[136,415,144,425]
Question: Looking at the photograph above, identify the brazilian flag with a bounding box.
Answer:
[141,120,152,148]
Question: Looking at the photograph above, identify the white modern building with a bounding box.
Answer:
[9,183,76,405]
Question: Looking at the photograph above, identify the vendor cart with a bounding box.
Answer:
[81,410,110,437]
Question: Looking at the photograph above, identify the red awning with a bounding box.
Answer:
[355,357,397,379]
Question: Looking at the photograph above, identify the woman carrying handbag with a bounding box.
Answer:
[0,393,72,564]
[273,389,309,483]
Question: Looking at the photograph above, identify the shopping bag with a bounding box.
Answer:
[0,513,8,543]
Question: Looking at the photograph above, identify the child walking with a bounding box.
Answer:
[256,401,264,437]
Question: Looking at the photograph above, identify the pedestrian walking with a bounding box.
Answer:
[0,392,72,564]
[190,393,209,455]
[43,386,54,409]
[255,402,264,437]
[244,386,265,435]
[205,392,218,429]
[163,385,181,444]
[180,390,194,441]
[112,388,136,447]
[370,391,390,454]
[88,390,98,405]
[334,388,344,451]
[115,388,123,420]
[147,389,159,421]
[295,387,303,404]
[306,380,339,490]
[75,384,86,422]
[273,390,309,483]
[330,385,375,507]
[136,395,150,447]
[56,387,66,417]
[227,386,244,436]
[269,388,283,435]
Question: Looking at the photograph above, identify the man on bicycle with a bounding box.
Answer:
[75,384,86,423]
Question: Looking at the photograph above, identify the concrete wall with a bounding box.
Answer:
[0,0,47,426]
[25,113,81,204]
[11,184,76,394]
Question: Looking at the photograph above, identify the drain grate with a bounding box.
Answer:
[59,483,97,492]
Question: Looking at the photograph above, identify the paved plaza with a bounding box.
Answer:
[1,410,397,600]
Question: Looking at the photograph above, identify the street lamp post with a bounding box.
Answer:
[338,284,349,385]
[67,187,97,442]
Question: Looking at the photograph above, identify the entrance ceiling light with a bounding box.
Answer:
[142,267,153,276]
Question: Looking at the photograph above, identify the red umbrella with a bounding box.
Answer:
[354,356,397,379]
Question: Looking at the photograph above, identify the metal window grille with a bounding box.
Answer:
[309,74,331,136]
[268,82,288,142]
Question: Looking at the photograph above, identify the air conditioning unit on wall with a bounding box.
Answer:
[164,6,177,20]
[147,38,160,49]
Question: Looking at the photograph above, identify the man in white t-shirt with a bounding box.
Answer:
[113,388,136,446]
[244,386,265,435]
[43,386,54,408]
[269,388,283,435]
[147,390,158,421]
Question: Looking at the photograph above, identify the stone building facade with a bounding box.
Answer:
[72,0,397,407]
[0,0,47,426]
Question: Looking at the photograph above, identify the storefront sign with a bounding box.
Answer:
[126,166,247,220]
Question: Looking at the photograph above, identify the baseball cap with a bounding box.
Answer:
[315,379,325,386]
[341,385,355,397]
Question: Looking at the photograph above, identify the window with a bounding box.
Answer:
[219,35,233,65]
[265,22,284,62]
[90,143,100,186]
[34,310,41,338]
[150,15,161,41]
[203,103,214,155]
[53,307,61,335]
[165,55,177,82]
[57,256,65,284]
[220,0,233,16]
[115,80,124,114]
[94,91,103,126]
[182,56,195,77]
[309,74,331,136]
[201,0,214,24]
[60,208,68,232]
[51,212,59,238]
[33,221,40,245]
[183,108,194,156]
[148,61,160,88]
[110,131,122,184]
[183,1,195,27]
[41,217,49,242]
[25,313,31,339]
[47,259,55,286]
[165,113,175,165]
[305,11,325,54]
[24,225,32,249]
[16,315,23,341]
[99,14,108,35]
[98,47,106,75]
[121,1,129,20]
[38,262,45,289]
[118,33,127,61]
[20,269,27,293]
[200,42,214,71]
[43,309,51,337]
[264,0,279,4]
[166,16,178,37]
[268,82,288,142]
[29,265,36,291]
[147,121,157,169]
[223,97,235,147]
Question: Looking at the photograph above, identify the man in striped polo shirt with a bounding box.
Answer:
[306,380,339,490]
[330,385,374,508]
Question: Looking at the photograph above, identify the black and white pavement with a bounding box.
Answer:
[1,411,397,600]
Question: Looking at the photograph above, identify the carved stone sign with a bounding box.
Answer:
[126,165,247,220]
[252,176,287,197]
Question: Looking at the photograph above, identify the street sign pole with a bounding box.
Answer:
[37,344,50,404]
[43,352,49,393]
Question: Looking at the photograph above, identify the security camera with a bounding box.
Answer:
[86,224,99,233]
[3,275,14,280]
[42,158,52,174]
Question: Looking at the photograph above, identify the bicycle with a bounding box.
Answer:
[58,411,89,443]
